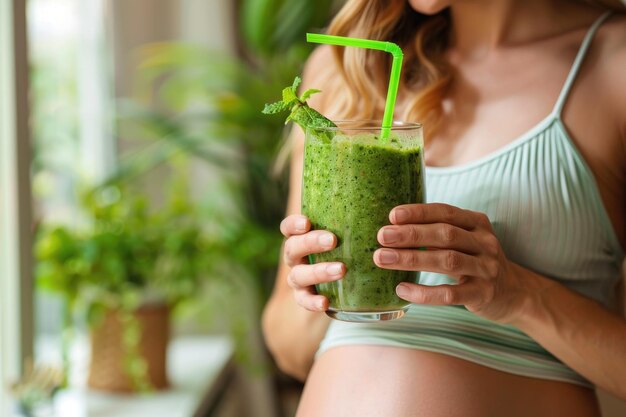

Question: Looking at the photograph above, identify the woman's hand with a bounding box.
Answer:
[280,214,345,312]
[374,203,537,324]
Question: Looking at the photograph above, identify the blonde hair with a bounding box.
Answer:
[323,0,452,136]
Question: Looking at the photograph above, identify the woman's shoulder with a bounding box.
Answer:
[597,13,626,77]
[596,13,626,123]
[600,12,626,49]
[578,12,626,153]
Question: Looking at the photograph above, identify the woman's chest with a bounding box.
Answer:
[423,128,622,286]
[420,47,625,248]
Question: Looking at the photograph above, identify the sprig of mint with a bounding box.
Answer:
[262,76,336,130]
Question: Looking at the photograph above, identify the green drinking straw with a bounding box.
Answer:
[306,33,404,140]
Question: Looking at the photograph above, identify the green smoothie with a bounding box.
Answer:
[302,124,425,320]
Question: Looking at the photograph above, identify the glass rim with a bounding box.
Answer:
[310,120,422,132]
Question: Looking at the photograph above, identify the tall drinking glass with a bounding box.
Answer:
[302,121,425,322]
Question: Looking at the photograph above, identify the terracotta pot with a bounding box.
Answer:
[87,303,170,392]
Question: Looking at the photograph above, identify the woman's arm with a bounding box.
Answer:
[509,262,626,399]
[368,203,626,400]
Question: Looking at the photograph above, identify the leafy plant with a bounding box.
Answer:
[241,0,335,57]
[35,157,284,387]
[36,176,214,316]
[35,167,229,389]
[262,76,335,130]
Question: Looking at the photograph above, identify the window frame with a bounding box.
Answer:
[0,0,34,414]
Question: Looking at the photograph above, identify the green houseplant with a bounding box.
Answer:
[35,168,225,391]
[35,157,285,391]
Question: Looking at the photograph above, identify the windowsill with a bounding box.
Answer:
[36,334,234,417]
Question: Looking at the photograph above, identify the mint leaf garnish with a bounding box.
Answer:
[262,101,290,114]
[262,76,336,133]
[299,88,321,102]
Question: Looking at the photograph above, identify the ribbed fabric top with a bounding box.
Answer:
[318,11,624,387]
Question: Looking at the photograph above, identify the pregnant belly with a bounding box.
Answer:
[296,345,600,417]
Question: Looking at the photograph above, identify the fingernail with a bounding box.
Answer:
[317,299,326,310]
[318,233,334,247]
[378,249,398,264]
[396,284,410,298]
[381,228,399,244]
[393,208,409,223]
[326,263,343,277]
[295,217,307,232]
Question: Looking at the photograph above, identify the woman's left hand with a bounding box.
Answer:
[374,203,539,325]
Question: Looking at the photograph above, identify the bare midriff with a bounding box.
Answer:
[296,345,600,417]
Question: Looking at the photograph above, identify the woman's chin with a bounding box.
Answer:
[408,0,452,15]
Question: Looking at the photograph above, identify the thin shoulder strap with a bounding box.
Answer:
[552,11,613,117]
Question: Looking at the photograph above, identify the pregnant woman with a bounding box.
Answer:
[262,0,626,415]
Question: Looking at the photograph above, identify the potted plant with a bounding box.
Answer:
[35,171,219,392]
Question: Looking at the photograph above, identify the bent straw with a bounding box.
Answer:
[306,33,403,140]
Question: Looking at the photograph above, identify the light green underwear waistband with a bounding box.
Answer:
[317,304,591,388]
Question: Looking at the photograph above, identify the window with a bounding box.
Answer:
[29,0,115,364]
[0,0,33,414]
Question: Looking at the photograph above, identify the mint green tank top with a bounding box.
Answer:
[317,11,624,387]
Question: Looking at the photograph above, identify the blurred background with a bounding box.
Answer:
[2,1,626,417]
[2,0,339,416]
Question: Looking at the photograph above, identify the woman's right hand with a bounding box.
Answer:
[280,214,346,312]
